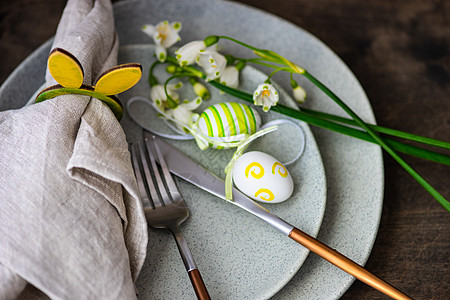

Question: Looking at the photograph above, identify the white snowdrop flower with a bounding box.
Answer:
[142,20,181,62]
[175,40,207,66]
[165,97,203,131]
[150,82,182,110]
[196,50,227,81]
[253,83,279,112]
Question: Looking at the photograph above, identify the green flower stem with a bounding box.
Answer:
[209,81,450,165]
[279,105,450,165]
[240,58,284,69]
[183,66,205,79]
[163,74,190,108]
[210,79,450,211]
[300,107,450,150]
[165,56,178,64]
[267,67,294,81]
[165,56,205,78]
[148,60,162,86]
[301,70,450,212]
[217,36,262,52]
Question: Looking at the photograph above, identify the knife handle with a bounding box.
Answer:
[188,269,211,300]
[289,228,412,300]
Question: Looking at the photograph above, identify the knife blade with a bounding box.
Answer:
[148,132,411,300]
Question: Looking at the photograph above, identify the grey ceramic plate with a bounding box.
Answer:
[121,44,326,299]
[0,0,384,299]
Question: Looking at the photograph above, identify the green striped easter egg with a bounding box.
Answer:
[196,102,261,149]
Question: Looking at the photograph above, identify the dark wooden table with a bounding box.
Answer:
[1,0,449,299]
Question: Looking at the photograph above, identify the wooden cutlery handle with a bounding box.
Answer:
[188,269,211,300]
[289,228,412,300]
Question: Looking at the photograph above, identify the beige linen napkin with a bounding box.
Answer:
[0,0,147,299]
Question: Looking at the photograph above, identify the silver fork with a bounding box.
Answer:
[131,135,211,300]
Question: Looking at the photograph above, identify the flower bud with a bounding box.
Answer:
[192,81,210,100]
[165,65,178,74]
[293,85,307,104]
[203,35,220,47]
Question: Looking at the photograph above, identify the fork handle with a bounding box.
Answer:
[289,228,412,299]
[188,269,211,300]
[171,227,211,299]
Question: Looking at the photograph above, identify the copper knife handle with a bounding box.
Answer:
[188,269,211,300]
[289,228,412,300]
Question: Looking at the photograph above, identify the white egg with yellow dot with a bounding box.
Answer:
[232,151,294,203]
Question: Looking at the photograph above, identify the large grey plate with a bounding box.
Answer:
[0,0,384,299]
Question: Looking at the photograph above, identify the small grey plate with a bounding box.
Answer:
[120,44,327,300]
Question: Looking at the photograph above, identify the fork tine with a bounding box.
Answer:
[138,142,162,208]
[144,137,172,206]
[150,136,182,203]
[131,144,152,208]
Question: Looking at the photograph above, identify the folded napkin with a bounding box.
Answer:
[0,0,147,299]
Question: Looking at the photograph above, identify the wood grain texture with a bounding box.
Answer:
[0,0,449,299]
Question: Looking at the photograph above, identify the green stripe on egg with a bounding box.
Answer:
[229,102,247,134]
[210,105,225,137]
[242,103,257,134]
[219,102,237,136]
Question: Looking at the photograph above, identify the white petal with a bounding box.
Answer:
[165,105,193,130]
[155,44,167,62]
[141,24,156,36]
[171,21,182,32]
[150,84,181,110]
[161,32,180,48]
[150,85,166,103]
[176,40,206,66]
[181,97,203,110]
[150,85,167,110]
[220,66,239,88]
[152,31,163,45]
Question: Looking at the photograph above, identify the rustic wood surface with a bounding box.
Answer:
[1,0,449,299]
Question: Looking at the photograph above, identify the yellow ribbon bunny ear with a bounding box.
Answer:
[48,48,84,88]
[94,64,142,95]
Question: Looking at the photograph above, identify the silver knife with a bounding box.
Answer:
[148,132,411,300]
